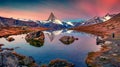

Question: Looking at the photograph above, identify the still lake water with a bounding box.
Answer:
[0,30,101,67]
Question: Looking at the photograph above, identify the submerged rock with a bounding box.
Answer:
[41,59,74,67]
[59,36,78,45]
[25,31,45,47]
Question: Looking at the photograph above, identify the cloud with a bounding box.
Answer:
[75,0,120,16]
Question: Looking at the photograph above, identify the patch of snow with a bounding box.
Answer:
[53,19,63,25]
[66,22,74,26]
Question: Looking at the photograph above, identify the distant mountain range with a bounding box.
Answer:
[0,16,39,27]
[0,12,116,30]
[81,13,116,26]
[0,12,83,30]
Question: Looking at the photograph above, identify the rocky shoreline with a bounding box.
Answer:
[0,44,74,67]
[0,44,39,67]
[86,36,120,67]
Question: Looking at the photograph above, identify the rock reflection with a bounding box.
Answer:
[59,36,78,45]
[25,31,45,47]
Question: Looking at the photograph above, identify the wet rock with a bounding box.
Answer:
[19,56,35,66]
[59,36,78,45]
[6,37,15,42]
[25,31,45,47]
[96,36,105,45]
[0,50,19,67]
[0,47,39,67]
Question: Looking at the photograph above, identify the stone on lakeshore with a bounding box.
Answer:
[19,56,35,66]
[99,56,109,61]
[0,44,4,49]
[0,44,4,46]
[0,50,19,67]
[6,37,15,42]
[104,41,112,45]
[112,53,118,56]
[96,36,105,45]
[0,48,39,67]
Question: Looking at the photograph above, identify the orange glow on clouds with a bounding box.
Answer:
[0,8,50,20]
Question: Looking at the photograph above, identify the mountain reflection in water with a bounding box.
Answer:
[0,29,101,67]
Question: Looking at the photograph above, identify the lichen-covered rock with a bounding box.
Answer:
[0,47,39,67]
[0,50,19,67]
[25,31,44,40]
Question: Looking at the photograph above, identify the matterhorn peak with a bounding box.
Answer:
[46,12,63,25]
[47,12,57,21]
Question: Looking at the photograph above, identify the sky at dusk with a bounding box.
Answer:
[0,0,120,20]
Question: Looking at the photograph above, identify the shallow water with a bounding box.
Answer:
[0,30,101,67]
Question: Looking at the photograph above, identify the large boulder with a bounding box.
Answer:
[0,50,19,67]
[0,48,39,67]
[25,31,45,47]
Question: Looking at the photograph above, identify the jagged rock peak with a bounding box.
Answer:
[47,12,57,21]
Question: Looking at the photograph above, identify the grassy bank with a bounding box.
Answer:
[0,27,48,37]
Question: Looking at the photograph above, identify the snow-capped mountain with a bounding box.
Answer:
[0,16,39,27]
[81,17,103,26]
[101,13,115,22]
[46,12,63,25]
[65,22,74,26]
[53,19,63,25]
[81,13,116,26]
[36,12,79,30]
